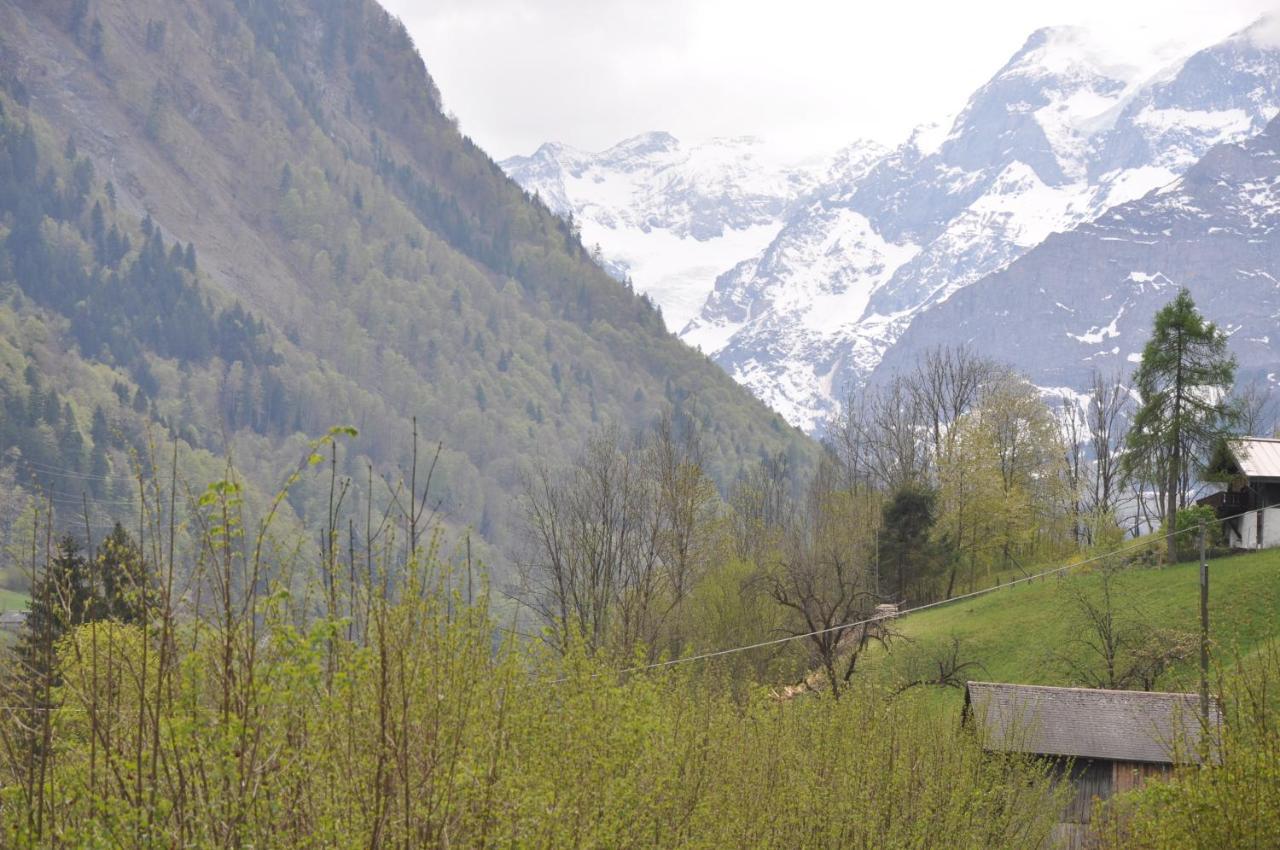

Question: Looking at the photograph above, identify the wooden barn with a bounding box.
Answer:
[964,682,1219,849]
[1198,435,1280,549]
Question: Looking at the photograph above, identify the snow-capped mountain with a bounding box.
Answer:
[501,133,884,330]
[873,111,1280,392]
[686,19,1280,431]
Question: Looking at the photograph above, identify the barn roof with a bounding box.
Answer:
[1231,436,1280,480]
[965,682,1219,765]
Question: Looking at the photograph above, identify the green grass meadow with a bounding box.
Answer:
[866,547,1280,712]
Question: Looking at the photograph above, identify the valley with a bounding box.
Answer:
[1,2,1278,847]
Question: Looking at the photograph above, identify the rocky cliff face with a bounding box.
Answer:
[874,113,1280,393]
[686,19,1280,430]
[501,133,884,331]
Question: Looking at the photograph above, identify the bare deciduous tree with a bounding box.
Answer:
[729,450,795,564]
[648,412,718,654]
[521,427,664,657]
[910,344,999,469]
[1086,371,1131,538]
[1235,378,1277,437]
[831,377,930,494]
[761,459,881,699]
[1059,394,1087,545]
[892,636,986,695]
[1057,373,1133,546]
[521,416,719,659]
[1053,565,1194,690]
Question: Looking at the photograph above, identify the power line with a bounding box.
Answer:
[18,462,133,483]
[556,502,1273,683]
[0,507,1263,712]
[42,490,137,505]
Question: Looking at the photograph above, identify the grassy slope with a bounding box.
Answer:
[868,548,1280,712]
[0,588,26,610]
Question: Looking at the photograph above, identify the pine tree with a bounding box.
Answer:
[879,486,945,602]
[90,405,110,447]
[16,528,151,724]
[1123,289,1238,563]
[95,523,151,623]
[17,537,95,693]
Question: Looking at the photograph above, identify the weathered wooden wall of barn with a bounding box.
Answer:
[1111,760,1169,794]
[1050,758,1170,848]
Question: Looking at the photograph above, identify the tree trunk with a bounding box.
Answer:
[1167,331,1184,565]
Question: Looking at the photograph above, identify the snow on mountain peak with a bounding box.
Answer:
[873,109,1280,397]
[600,131,681,165]
[501,133,881,331]
[504,20,1280,435]
[1006,24,1181,86]
[616,130,679,149]
[902,119,951,159]
[681,21,1280,433]
[1009,26,1123,78]
[531,140,572,160]
[1240,13,1280,50]
[941,24,1173,183]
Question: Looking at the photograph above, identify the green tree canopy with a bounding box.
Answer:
[879,485,949,603]
[1123,289,1237,562]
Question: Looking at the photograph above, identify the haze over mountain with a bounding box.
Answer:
[506,17,1280,432]
[0,0,809,565]
[500,134,883,330]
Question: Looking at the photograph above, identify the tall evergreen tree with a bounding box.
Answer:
[16,527,151,693]
[16,537,94,695]
[1123,289,1237,563]
[879,485,947,603]
[95,522,152,623]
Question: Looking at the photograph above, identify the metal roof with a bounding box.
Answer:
[1231,436,1280,480]
[965,682,1219,765]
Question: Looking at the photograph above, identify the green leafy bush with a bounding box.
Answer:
[1173,505,1223,561]
[1095,643,1280,848]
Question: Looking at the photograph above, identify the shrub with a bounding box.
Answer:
[1173,505,1223,561]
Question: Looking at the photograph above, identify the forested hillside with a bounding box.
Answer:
[0,0,809,571]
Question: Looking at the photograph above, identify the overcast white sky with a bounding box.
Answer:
[381,0,1279,161]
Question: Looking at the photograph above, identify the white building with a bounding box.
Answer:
[1199,436,1280,549]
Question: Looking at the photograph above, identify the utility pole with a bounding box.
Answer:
[873,528,880,601]
[1199,518,1210,727]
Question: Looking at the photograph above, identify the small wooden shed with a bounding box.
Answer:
[964,682,1219,849]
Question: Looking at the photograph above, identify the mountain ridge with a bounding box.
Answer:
[692,17,1280,430]
[504,17,1280,432]
[501,132,884,331]
[872,110,1280,391]
[0,0,813,567]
